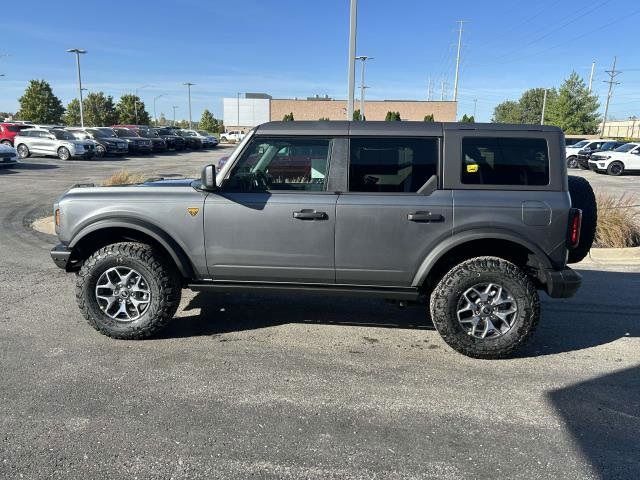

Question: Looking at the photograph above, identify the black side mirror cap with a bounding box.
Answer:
[201,164,217,190]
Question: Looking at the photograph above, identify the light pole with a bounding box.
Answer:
[346,0,358,119]
[172,106,178,126]
[134,84,150,124]
[153,94,165,126]
[355,56,373,120]
[184,82,195,129]
[236,92,241,129]
[67,48,86,127]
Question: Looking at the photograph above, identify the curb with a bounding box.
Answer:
[588,246,640,264]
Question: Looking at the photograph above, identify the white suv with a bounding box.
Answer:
[565,139,608,168]
[219,130,246,143]
[588,142,640,176]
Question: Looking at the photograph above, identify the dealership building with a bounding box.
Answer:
[223,93,457,130]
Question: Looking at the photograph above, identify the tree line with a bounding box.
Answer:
[492,72,600,134]
[11,79,225,132]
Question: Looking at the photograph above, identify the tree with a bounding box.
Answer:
[63,98,81,126]
[115,94,151,125]
[83,92,117,127]
[319,117,330,121]
[385,111,401,121]
[518,88,556,124]
[352,109,365,121]
[460,114,475,123]
[282,112,294,121]
[423,114,435,122]
[492,100,522,123]
[199,109,217,132]
[16,79,64,124]
[546,72,600,134]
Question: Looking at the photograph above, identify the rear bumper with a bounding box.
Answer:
[544,267,582,298]
[51,243,71,269]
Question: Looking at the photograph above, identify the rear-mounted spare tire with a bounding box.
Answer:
[567,175,597,264]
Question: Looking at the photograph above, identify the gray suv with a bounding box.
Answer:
[50,122,596,358]
[14,128,95,160]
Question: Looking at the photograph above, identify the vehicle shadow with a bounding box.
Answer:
[548,365,640,479]
[0,162,59,174]
[161,269,639,357]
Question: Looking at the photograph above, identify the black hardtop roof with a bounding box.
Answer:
[255,121,562,136]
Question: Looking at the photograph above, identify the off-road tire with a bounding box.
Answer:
[567,175,597,264]
[76,242,181,339]
[606,161,624,176]
[430,257,540,359]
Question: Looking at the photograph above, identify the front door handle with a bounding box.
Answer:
[293,209,328,220]
[407,211,444,223]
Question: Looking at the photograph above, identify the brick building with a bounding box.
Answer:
[223,93,457,130]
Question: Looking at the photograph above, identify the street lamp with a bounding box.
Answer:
[153,94,165,126]
[346,0,358,119]
[172,106,179,126]
[134,84,150,124]
[184,83,195,129]
[355,55,373,119]
[66,48,87,127]
[237,92,241,129]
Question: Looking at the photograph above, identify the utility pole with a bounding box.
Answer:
[441,79,446,101]
[237,92,241,129]
[184,82,195,129]
[541,89,548,125]
[346,0,358,119]
[427,76,433,101]
[600,56,621,138]
[172,106,178,126]
[453,20,466,102]
[588,60,596,92]
[66,49,86,127]
[630,116,637,140]
[355,56,373,119]
[473,98,478,118]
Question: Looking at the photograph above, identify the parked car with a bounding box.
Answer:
[14,127,95,160]
[0,122,34,146]
[0,142,18,167]
[588,142,640,175]
[576,140,625,169]
[152,127,186,150]
[183,130,219,148]
[219,130,245,143]
[112,125,167,153]
[565,140,609,168]
[50,121,596,359]
[67,128,129,157]
[169,128,202,149]
[112,128,153,154]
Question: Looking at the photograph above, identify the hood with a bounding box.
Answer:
[0,144,16,154]
[140,178,195,187]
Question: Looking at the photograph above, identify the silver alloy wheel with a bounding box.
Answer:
[456,283,518,339]
[17,145,28,158]
[58,147,70,160]
[95,266,151,322]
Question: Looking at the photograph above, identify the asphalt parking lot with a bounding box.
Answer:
[1,151,639,479]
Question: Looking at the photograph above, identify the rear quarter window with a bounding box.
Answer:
[461,137,549,186]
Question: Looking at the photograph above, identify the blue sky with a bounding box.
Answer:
[1,0,639,122]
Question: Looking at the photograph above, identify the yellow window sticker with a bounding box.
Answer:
[466,164,479,173]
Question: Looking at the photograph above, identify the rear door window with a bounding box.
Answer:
[461,137,549,186]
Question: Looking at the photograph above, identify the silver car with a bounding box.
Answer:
[14,128,96,160]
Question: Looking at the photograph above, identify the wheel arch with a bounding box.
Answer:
[412,230,553,290]
[68,219,195,279]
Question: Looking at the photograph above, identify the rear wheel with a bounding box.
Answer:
[95,145,106,157]
[567,156,578,169]
[58,147,71,160]
[430,257,539,359]
[76,242,181,339]
[16,144,30,158]
[606,161,624,176]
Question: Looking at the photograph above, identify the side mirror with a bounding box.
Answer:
[201,164,217,190]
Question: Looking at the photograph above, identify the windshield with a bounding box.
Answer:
[52,129,76,140]
[155,128,171,135]
[571,140,589,148]
[138,129,159,138]
[197,130,211,136]
[614,143,638,153]
[601,142,620,151]
[115,129,139,138]
[182,131,196,136]
[89,128,116,138]
[8,125,32,132]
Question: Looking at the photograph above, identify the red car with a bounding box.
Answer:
[0,123,34,146]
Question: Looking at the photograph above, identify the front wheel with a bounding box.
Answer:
[16,144,30,159]
[567,156,578,168]
[607,161,624,176]
[58,147,71,161]
[76,242,182,339]
[430,257,539,359]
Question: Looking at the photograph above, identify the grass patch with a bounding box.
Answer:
[102,170,147,186]
[594,192,640,248]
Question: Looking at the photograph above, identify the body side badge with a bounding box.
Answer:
[187,207,200,217]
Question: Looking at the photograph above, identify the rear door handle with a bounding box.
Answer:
[293,209,328,220]
[407,211,444,223]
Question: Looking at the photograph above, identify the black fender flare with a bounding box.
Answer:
[69,217,195,278]
[411,228,553,287]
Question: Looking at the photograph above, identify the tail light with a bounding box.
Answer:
[567,208,582,248]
